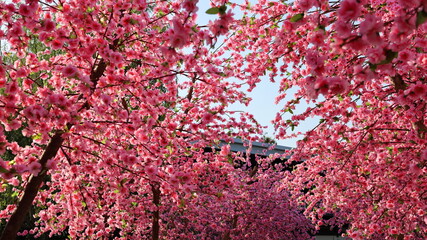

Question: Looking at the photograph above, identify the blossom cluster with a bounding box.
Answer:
[0,0,311,239]
[222,0,427,239]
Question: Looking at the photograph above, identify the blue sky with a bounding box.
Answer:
[195,2,317,148]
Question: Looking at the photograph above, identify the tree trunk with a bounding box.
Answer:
[0,133,64,240]
[151,183,161,240]
[222,215,238,240]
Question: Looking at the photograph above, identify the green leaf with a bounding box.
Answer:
[368,62,377,71]
[32,133,42,140]
[290,13,304,23]
[191,24,199,32]
[250,17,255,25]
[316,25,326,31]
[158,114,166,122]
[120,178,128,187]
[416,10,427,27]
[332,54,340,60]
[69,32,77,39]
[219,5,227,15]
[156,10,165,18]
[0,167,8,173]
[166,145,173,154]
[379,49,398,65]
[227,156,233,164]
[206,7,219,14]
[178,199,185,208]
[86,7,95,13]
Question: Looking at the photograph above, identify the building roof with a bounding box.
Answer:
[220,138,292,157]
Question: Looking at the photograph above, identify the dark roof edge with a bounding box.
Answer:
[219,138,292,157]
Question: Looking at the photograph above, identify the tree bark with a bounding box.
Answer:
[392,74,427,138]
[222,215,238,240]
[0,133,64,240]
[151,183,161,240]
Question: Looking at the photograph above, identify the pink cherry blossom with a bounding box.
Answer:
[405,82,427,100]
[182,0,199,12]
[338,0,362,21]
[169,18,191,48]
[12,164,28,174]
[333,20,352,39]
[46,159,57,170]
[50,39,63,50]
[61,65,78,78]
[295,0,316,11]
[359,14,383,46]
[220,144,230,156]
[1,1,426,240]
[328,77,349,95]
[145,165,158,176]
[18,4,36,17]
[42,19,56,32]
[209,10,234,36]
[314,77,330,95]
[28,162,41,176]
[221,1,427,239]
[398,0,421,8]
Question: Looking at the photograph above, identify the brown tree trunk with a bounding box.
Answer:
[0,133,64,240]
[393,74,427,138]
[151,183,161,240]
[222,215,238,240]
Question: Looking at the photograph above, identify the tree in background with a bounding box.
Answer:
[0,0,312,239]
[221,0,427,239]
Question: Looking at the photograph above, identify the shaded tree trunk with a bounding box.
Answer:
[222,215,238,240]
[151,183,161,240]
[0,133,64,240]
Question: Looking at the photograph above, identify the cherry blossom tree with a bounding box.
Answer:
[2,0,426,239]
[0,0,313,239]
[220,0,427,239]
